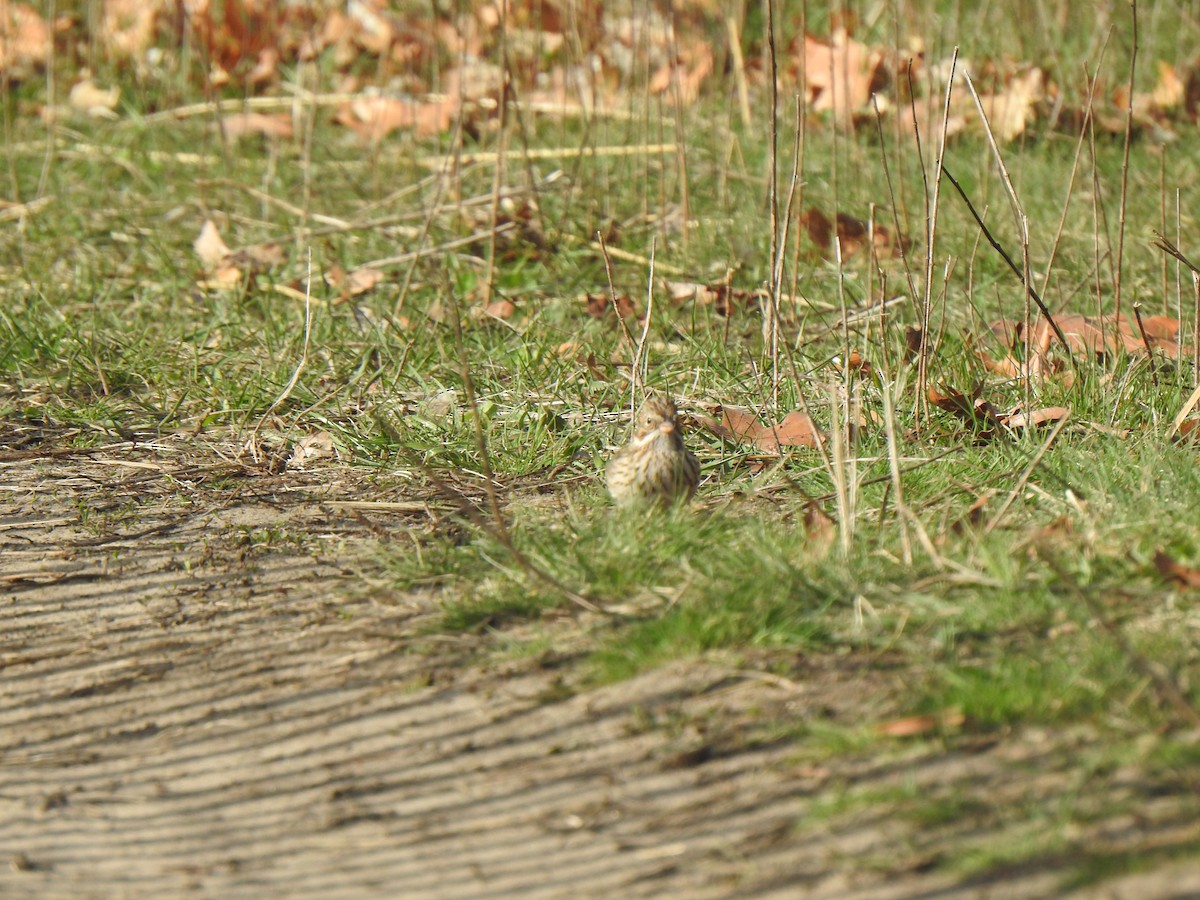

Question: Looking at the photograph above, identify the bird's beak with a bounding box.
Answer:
[658,420,676,435]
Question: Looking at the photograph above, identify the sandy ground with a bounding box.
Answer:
[3,428,1199,899]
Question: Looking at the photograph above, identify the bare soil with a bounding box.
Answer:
[2,427,1198,898]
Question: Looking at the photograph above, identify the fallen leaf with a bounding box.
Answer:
[987,313,1184,362]
[1002,406,1070,430]
[649,41,713,106]
[0,2,51,74]
[952,491,995,533]
[799,208,906,259]
[801,502,836,541]
[335,94,457,140]
[470,299,515,320]
[584,291,638,321]
[194,220,232,269]
[796,28,886,127]
[241,243,284,269]
[1175,419,1200,443]
[1154,551,1200,589]
[876,708,965,737]
[222,111,293,139]
[973,66,1044,142]
[928,385,1003,432]
[704,405,823,453]
[69,78,121,115]
[287,431,336,470]
[99,0,159,59]
[339,267,383,300]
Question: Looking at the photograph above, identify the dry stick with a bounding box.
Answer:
[961,70,1045,397]
[1131,303,1159,387]
[763,0,781,409]
[871,97,921,307]
[596,234,640,379]
[666,7,691,250]
[940,166,1076,369]
[1176,191,1184,328]
[773,94,804,372]
[1150,232,1200,389]
[363,223,516,272]
[916,49,958,425]
[1040,550,1200,730]
[418,142,676,170]
[632,238,657,399]
[34,0,57,200]
[250,250,313,452]
[1088,78,1106,332]
[482,5,511,311]
[443,283,606,615]
[983,410,1072,535]
[1159,151,1169,316]
[726,16,752,127]
[1037,54,1109,306]
[878,368,912,565]
[1113,0,1139,325]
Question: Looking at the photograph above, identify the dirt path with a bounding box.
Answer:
[3,430,1198,898]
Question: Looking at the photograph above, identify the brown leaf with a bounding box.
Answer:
[1154,551,1200,590]
[287,431,336,471]
[99,0,159,59]
[0,2,51,74]
[335,95,458,141]
[1175,419,1200,443]
[1002,406,1070,430]
[799,208,905,259]
[194,220,232,269]
[584,291,637,321]
[876,708,965,737]
[341,267,383,300]
[796,29,886,126]
[953,491,994,533]
[649,41,713,106]
[222,112,293,139]
[928,385,1003,430]
[69,78,120,115]
[801,502,835,541]
[475,299,515,320]
[973,67,1044,142]
[987,314,1184,362]
[705,406,823,453]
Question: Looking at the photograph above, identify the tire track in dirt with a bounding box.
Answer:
[3,438,1200,898]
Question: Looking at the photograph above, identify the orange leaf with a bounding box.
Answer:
[706,406,823,453]
[797,29,885,126]
[222,112,293,139]
[876,708,965,737]
[1154,551,1200,590]
[335,95,457,140]
[1002,406,1070,429]
[194,219,232,269]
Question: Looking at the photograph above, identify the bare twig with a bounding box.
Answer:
[762,0,781,408]
[596,233,640,380]
[941,165,1076,367]
[442,281,608,615]
[917,49,957,425]
[1114,0,1139,322]
[984,410,1072,535]
[1151,232,1200,386]
[1040,550,1200,730]
[726,16,752,127]
[1131,303,1159,387]
[249,249,313,450]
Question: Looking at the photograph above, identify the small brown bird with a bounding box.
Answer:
[606,393,700,507]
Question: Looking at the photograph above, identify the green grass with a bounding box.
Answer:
[5,0,1200,889]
